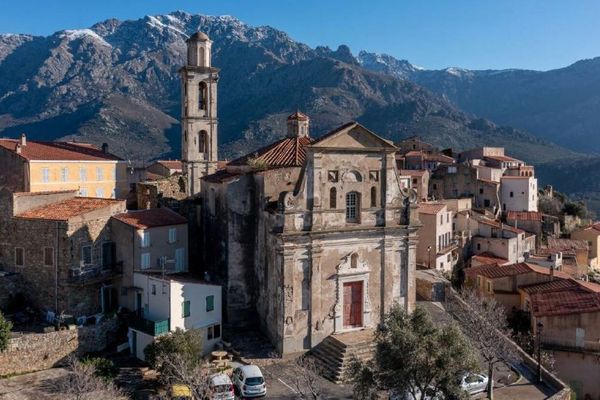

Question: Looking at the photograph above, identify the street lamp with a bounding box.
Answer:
[427,246,432,269]
[537,321,544,383]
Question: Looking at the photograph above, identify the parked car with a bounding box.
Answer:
[208,373,235,400]
[460,373,489,395]
[389,387,443,400]
[232,365,267,398]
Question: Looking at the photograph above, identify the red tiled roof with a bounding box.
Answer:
[418,203,446,215]
[506,211,543,222]
[530,289,600,317]
[546,237,589,251]
[466,262,533,279]
[17,197,124,221]
[405,151,454,163]
[229,136,313,168]
[287,111,309,121]
[0,139,122,161]
[471,252,509,266]
[519,279,579,294]
[477,218,524,234]
[112,208,187,229]
[155,160,182,170]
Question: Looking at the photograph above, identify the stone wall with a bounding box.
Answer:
[0,316,118,376]
[0,272,26,310]
[136,176,187,210]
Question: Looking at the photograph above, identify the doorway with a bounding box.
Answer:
[343,281,363,329]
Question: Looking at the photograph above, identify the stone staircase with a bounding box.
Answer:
[309,329,376,383]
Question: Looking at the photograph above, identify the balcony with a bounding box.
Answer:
[130,316,170,337]
[67,261,123,285]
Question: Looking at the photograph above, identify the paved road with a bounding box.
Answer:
[0,368,68,400]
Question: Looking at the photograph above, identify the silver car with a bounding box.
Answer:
[460,373,489,395]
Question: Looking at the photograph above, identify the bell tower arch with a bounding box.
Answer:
[180,32,219,196]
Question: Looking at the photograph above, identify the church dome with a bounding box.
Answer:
[188,32,210,41]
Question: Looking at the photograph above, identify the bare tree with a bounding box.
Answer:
[448,290,520,400]
[54,357,126,400]
[290,355,324,400]
[155,352,211,399]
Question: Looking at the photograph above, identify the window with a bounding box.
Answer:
[182,300,191,318]
[370,186,377,207]
[440,215,443,225]
[510,191,514,198]
[41,168,49,183]
[206,295,215,312]
[448,166,457,174]
[447,213,450,223]
[432,183,437,190]
[95,188,104,198]
[208,324,221,340]
[477,243,481,251]
[168,228,177,243]
[81,245,92,265]
[141,231,151,248]
[346,192,359,223]
[329,187,337,209]
[479,188,484,194]
[79,188,88,196]
[369,171,379,182]
[44,247,54,266]
[15,248,24,266]
[61,167,68,182]
[486,281,492,293]
[199,130,208,153]
[151,284,156,295]
[96,167,104,181]
[198,82,207,110]
[412,178,417,184]
[477,276,482,287]
[328,170,339,182]
[80,168,87,182]
[141,252,151,269]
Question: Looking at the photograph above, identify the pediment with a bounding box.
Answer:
[311,122,396,150]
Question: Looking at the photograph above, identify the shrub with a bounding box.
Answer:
[0,312,12,352]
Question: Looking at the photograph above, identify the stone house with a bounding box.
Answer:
[505,211,560,246]
[518,278,600,399]
[403,150,455,171]
[0,134,128,199]
[129,272,222,360]
[416,203,458,272]
[202,115,419,354]
[472,218,535,263]
[571,224,600,270]
[0,189,126,317]
[146,160,183,178]
[110,208,189,312]
[395,136,436,154]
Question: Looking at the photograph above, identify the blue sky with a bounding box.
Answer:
[1,0,599,70]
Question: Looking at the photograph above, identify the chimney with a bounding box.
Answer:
[20,133,26,146]
[101,143,108,154]
[15,143,21,154]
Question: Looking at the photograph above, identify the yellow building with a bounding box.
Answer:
[571,224,600,270]
[0,134,128,198]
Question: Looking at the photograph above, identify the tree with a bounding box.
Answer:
[54,357,126,400]
[144,328,210,398]
[0,311,12,352]
[350,305,477,400]
[290,355,324,400]
[448,290,520,400]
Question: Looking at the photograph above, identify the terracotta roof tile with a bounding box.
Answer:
[546,237,589,251]
[17,197,124,221]
[530,289,600,317]
[418,203,446,215]
[112,208,187,229]
[0,139,122,161]
[155,160,182,170]
[229,136,313,168]
[466,262,534,279]
[287,111,310,121]
[506,211,543,222]
[471,252,509,266]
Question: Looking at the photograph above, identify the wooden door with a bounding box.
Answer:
[343,281,363,328]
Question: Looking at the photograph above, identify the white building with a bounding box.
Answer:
[501,176,538,212]
[129,272,222,360]
[416,203,458,272]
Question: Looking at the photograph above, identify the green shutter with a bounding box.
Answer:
[206,295,214,312]
[182,301,190,318]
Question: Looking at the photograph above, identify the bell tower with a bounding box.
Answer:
[180,31,219,196]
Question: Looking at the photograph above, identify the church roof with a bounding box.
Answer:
[287,111,309,121]
[188,32,209,41]
[228,136,313,168]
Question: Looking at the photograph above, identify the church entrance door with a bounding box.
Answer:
[343,281,363,329]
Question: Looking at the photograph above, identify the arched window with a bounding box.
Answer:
[199,130,208,153]
[345,170,362,182]
[370,186,377,207]
[346,192,360,223]
[330,187,337,209]
[351,253,358,269]
[198,82,207,110]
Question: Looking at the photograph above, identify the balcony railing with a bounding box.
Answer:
[67,261,123,285]
[130,316,170,337]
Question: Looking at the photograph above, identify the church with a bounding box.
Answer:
[180,32,420,354]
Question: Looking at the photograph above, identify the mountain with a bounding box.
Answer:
[358,51,600,154]
[0,12,576,165]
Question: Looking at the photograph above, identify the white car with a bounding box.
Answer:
[460,373,489,395]
[209,373,235,400]
[232,365,267,398]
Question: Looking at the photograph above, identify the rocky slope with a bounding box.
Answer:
[0,12,575,164]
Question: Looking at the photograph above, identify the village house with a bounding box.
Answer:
[110,207,189,311]
[500,175,538,212]
[146,160,183,178]
[402,150,455,171]
[571,223,600,270]
[505,211,560,246]
[395,136,436,154]
[471,215,536,263]
[129,272,222,360]
[0,134,128,199]
[399,169,430,202]
[0,189,126,317]
[519,278,600,399]
[416,202,458,272]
